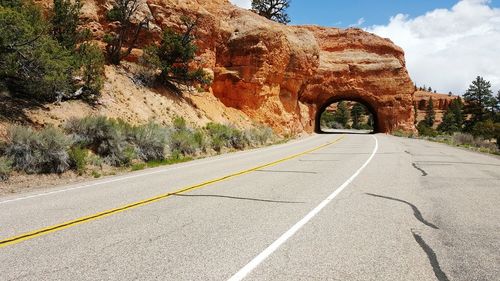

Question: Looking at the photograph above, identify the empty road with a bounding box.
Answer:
[1,133,499,281]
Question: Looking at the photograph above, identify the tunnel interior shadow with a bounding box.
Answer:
[315,96,379,134]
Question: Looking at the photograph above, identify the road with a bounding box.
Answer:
[0,133,499,281]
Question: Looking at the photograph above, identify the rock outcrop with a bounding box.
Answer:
[40,0,417,134]
[414,91,460,126]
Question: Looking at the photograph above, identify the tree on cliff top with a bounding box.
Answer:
[142,16,211,92]
[252,0,291,24]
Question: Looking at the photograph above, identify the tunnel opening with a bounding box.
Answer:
[315,97,379,134]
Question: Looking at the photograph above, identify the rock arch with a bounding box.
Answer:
[314,95,379,133]
[134,1,417,134]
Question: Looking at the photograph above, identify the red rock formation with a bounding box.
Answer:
[38,0,417,134]
[414,91,460,126]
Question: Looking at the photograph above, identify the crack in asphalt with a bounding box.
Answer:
[172,194,305,204]
[412,162,428,176]
[411,230,450,281]
[366,193,439,229]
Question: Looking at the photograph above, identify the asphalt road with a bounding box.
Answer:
[0,133,499,281]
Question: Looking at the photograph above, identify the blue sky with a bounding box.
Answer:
[230,0,500,94]
[289,0,498,27]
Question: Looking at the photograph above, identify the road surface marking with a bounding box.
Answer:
[227,135,378,281]
[0,136,345,248]
[0,134,318,205]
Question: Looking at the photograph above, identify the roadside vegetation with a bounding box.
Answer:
[0,117,277,182]
[395,76,500,155]
[0,0,211,103]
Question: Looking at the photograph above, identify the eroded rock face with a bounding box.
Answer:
[42,0,417,134]
[414,91,460,126]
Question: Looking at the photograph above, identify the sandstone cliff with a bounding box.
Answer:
[29,0,417,134]
[414,91,460,126]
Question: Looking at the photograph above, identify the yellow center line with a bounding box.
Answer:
[0,135,345,248]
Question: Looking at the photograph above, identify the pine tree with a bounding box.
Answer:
[251,0,291,24]
[333,101,350,128]
[449,98,464,129]
[463,76,495,126]
[142,16,211,91]
[413,103,418,125]
[51,0,82,50]
[424,98,435,127]
[351,103,365,129]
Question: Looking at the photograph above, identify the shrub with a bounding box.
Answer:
[452,133,474,146]
[128,122,167,162]
[0,156,12,181]
[245,127,274,146]
[4,126,71,174]
[205,123,249,151]
[471,120,499,141]
[417,121,437,137]
[169,128,200,156]
[68,146,88,175]
[74,42,105,101]
[65,116,134,166]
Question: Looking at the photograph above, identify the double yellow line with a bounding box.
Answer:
[0,135,345,248]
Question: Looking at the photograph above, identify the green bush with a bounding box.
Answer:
[205,123,249,151]
[245,127,274,146]
[128,122,167,161]
[68,146,88,175]
[417,121,438,137]
[4,126,71,174]
[169,128,200,156]
[0,156,12,181]
[471,120,500,141]
[65,116,134,166]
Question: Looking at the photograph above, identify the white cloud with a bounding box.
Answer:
[367,0,500,95]
[349,17,365,27]
[229,0,252,9]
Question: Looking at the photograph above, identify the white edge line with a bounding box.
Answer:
[227,135,379,281]
[0,135,319,205]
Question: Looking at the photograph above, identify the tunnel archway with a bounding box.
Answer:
[314,96,379,134]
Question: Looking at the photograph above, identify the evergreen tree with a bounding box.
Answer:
[333,101,350,128]
[437,110,457,133]
[251,0,290,24]
[449,98,464,129]
[351,103,365,129]
[0,3,74,101]
[424,98,435,127]
[438,98,464,133]
[142,16,211,91]
[463,76,495,126]
[105,0,149,65]
[51,0,82,50]
[413,103,418,125]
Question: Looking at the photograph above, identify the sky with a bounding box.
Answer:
[229,0,500,95]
